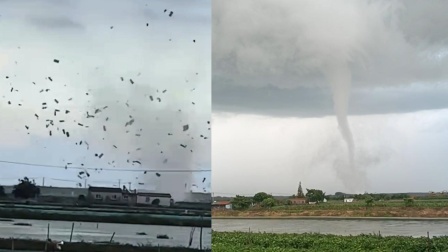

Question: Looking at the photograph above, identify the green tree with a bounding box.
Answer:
[404,198,415,207]
[231,195,252,210]
[305,189,325,203]
[261,198,276,208]
[365,195,374,208]
[253,192,272,204]
[333,192,345,200]
[12,177,40,199]
[0,186,5,197]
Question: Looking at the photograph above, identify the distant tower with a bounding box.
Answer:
[297,181,304,198]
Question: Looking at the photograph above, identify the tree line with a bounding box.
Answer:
[230,188,326,210]
[0,177,41,199]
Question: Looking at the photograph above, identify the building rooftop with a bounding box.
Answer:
[88,187,122,193]
[212,201,231,206]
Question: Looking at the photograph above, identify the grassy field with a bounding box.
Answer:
[0,207,211,227]
[212,231,448,251]
[0,238,210,252]
[213,200,448,218]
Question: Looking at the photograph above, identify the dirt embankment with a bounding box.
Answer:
[212,207,448,218]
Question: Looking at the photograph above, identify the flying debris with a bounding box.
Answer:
[202,177,206,183]
[48,77,53,81]
[133,160,141,165]
[156,173,161,177]
[169,11,173,17]
[180,144,187,148]
[125,119,135,127]
[183,125,189,131]
[130,79,134,84]
[53,59,59,63]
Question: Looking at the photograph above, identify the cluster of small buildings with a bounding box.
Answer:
[88,187,173,207]
[1,185,173,207]
[212,182,359,210]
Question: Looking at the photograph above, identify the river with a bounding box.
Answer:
[0,219,211,249]
[212,219,448,237]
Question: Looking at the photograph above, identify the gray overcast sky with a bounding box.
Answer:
[0,0,211,201]
[212,0,448,196]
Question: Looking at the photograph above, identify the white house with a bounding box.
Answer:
[136,192,172,207]
[344,198,354,203]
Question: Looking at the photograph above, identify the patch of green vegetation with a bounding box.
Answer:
[0,208,210,227]
[212,232,448,252]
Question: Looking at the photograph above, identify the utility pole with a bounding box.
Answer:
[84,179,87,188]
[128,182,131,191]
[118,179,121,188]
[42,177,45,187]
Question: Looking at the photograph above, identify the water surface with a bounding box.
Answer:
[212,219,448,237]
[0,219,211,249]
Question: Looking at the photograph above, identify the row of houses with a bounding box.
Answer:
[1,185,173,207]
[88,187,173,207]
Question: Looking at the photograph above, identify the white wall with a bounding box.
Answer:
[136,195,171,206]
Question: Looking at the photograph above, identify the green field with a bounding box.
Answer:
[212,232,448,252]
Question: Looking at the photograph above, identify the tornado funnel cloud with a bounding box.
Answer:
[323,61,364,192]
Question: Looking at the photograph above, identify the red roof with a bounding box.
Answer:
[213,201,231,206]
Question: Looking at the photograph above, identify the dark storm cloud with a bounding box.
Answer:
[213,84,448,118]
[213,0,448,117]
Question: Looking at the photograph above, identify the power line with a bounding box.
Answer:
[0,160,211,172]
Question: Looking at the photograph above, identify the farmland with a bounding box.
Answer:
[213,200,448,218]
[212,231,448,252]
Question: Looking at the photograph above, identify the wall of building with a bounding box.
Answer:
[184,192,212,203]
[88,191,122,203]
[136,195,171,206]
